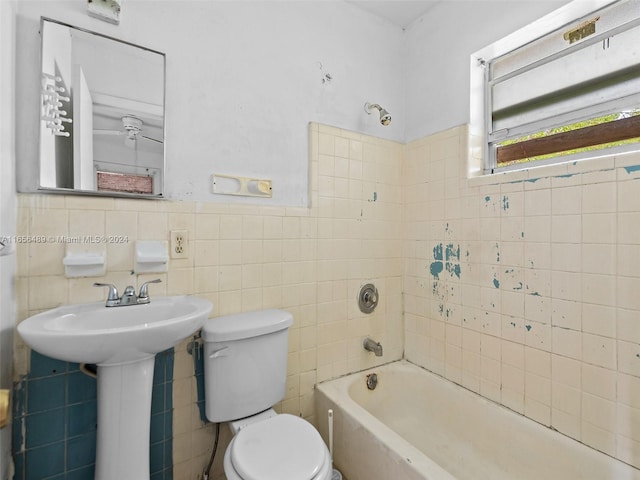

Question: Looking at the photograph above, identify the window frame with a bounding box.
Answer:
[470,0,640,176]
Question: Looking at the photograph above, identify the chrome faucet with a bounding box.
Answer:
[94,279,162,307]
[363,337,383,357]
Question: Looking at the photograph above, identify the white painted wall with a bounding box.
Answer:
[15,0,407,206]
[404,0,572,142]
[0,2,16,479]
[16,1,585,204]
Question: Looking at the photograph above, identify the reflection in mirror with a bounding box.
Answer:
[39,18,165,197]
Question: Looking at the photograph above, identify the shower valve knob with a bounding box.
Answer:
[358,283,379,314]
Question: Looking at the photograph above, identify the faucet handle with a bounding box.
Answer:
[93,283,119,304]
[138,278,162,299]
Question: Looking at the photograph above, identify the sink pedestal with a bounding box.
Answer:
[95,356,155,480]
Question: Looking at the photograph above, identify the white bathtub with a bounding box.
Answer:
[315,360,640,480]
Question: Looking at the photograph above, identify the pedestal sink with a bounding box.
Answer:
[17,295,213,480]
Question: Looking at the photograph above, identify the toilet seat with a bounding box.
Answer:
[223,414,332,480]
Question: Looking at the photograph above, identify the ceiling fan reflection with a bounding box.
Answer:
[93,115,163,147]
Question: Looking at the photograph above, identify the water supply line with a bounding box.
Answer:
[202,422,220,480]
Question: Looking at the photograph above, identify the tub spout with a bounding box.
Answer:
[363,337,383,357]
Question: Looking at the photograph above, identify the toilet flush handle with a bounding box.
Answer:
[209,346,229,359]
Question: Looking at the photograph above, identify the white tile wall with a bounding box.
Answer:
[14,123,404,479]
[404,125,640,469]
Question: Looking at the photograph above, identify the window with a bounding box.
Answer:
[479,0,640,173]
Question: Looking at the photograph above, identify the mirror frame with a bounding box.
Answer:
[38,17,166,199]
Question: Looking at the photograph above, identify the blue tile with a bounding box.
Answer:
[19,349,175,478]
[164,439,172,467]
[42,474,63,480]
[165,410,173,439]
[65,464,95,480]
[149,441,164,474]
[67,371,97,404]
[29,352,67,379]
[67,362,81,373]
[66,401,97,437]
[27,376,66,413]
[164,383,173,411]
[165,467,173,480]
[12,452,24,480]
[25,409,65,449]
[151,384,164,414]
[25,442,64,478]
[12,413,25,455]
[164,349,175,377]
[150,413,165,444]
[66,433,96,469]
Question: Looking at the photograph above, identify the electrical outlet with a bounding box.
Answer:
[170,230,188,259]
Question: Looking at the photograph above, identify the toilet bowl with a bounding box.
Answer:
[223,412,332,480]
[202,310,332,480]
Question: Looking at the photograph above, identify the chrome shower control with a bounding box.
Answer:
[358,283,379,314]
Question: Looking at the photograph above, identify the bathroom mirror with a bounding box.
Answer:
[38,17,165,197]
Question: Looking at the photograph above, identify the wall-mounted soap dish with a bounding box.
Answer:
[135,241,169,273]
[63,251,106,278]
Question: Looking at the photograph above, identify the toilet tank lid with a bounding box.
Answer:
[202,309,293,342]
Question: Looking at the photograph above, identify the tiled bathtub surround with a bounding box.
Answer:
[14,123,404,479]
[403,125,640,469]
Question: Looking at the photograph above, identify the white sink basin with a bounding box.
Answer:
[18,294,213,480]
[18,295,213,365]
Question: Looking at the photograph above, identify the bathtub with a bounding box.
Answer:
[315,360,640,480]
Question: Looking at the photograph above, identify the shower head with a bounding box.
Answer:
[365,102,391,126]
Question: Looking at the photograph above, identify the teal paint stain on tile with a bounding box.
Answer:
[445,243,461,278]
[502,195,509,210]
[513,282,523,290]
[529,291,541,296]
[445,243,460,261]
[493,278,500,288]
[451,264,461,278]
[485,196,491,202]
[624,165,640,174]
[432,243,462,279]
[525,324,532,331]
[430,261,444,278]
[525,178,540,183]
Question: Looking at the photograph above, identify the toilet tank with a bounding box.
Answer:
[201,309,293,423]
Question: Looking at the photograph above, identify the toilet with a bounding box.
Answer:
[202,309,332,480]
